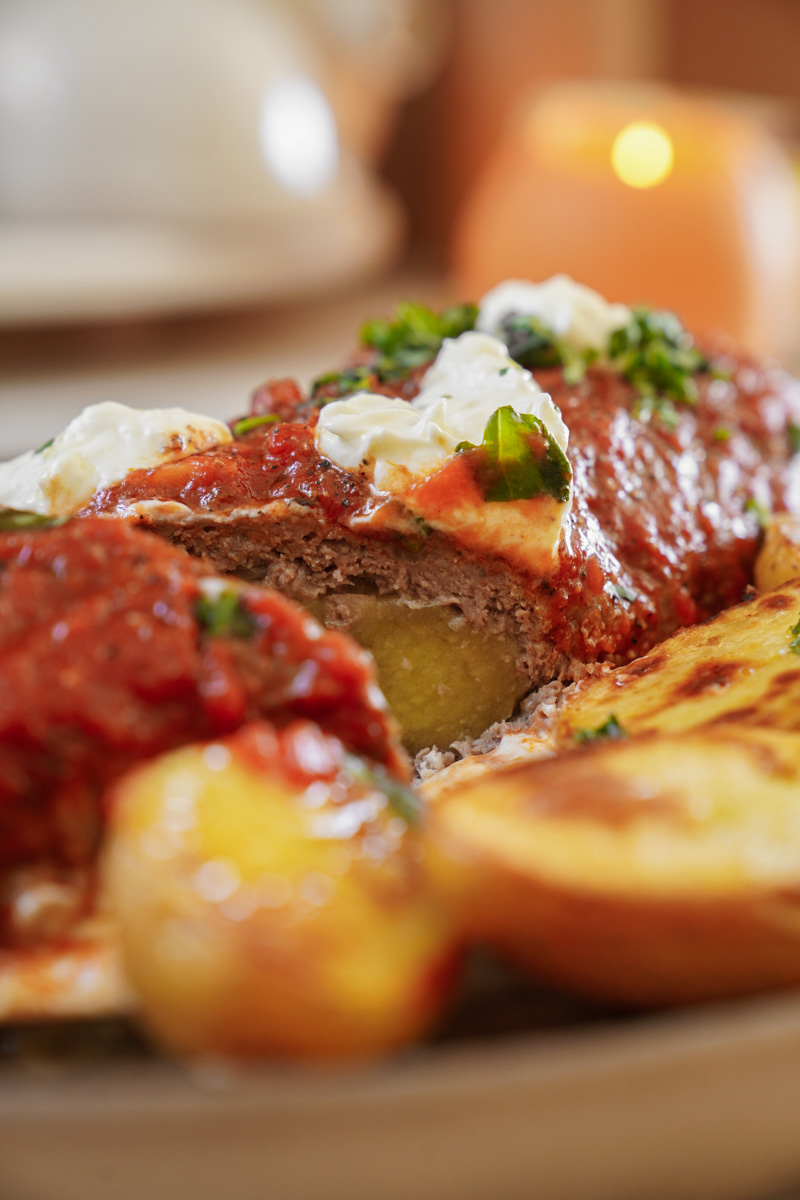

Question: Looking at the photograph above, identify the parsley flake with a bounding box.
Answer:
[607,307,711,426]
[573,714,626,744]
[343,754,422,825]
[0,508,62,531]
[500,313,595,383]
[196,590,256,639]
[789,618,800,655]
[231,414,280,438]
[744,497,771,530]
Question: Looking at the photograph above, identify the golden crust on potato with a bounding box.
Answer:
[425,726,800,1007]
[755,514,800,592]
[105,723,455,1060]
[557,578,800,741]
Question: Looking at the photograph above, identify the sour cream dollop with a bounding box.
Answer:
[316,331,568,492]
[0,401,233,517]
[477,275,631,353]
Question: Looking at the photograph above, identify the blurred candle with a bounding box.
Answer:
[455,83,800,358]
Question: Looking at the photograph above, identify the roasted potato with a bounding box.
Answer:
[310,594,524,754]
[557,578,800,741]
[426,726,800,1006]
[105,720,456,1060]
[755,513,800,592]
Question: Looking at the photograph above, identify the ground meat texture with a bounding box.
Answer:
[0,520,404,916]
[86,348,800,695]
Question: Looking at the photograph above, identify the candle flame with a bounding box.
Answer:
[611,122,674,189]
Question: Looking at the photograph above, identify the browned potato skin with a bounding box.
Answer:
[425,727,800,1007]
[106,721,457,1060]
[556,577,800,742]
[755,514,800,592]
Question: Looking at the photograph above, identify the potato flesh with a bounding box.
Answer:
[311,595,524,754]
[755,514,800,592]
[426,726,800,1006]
[105,732,454,1059]
[558,577,800,741]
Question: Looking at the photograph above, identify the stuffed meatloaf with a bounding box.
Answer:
[6,277,800,755]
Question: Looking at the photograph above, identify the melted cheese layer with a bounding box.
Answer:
[0,402,232,517]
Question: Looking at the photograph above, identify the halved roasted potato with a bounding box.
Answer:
[557,578,800,741]
[425,725,800,1006]
[105,720,456,1060]
[755,513,800,592]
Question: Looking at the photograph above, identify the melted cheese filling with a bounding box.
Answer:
[0,402,232,517]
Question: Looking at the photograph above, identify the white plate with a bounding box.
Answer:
[2,991,800,1200]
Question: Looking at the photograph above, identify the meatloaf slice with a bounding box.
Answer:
[85,334,800,755]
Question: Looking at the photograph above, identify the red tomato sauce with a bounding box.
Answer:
[0,519,404,941]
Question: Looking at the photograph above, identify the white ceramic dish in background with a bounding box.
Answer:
[0,0,407,324]
[2,993,800,1200]
[0,167,401,325]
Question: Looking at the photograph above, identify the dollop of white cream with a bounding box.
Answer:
[0,401,232,517]
[477,275,631,353]
[316,331,568,491]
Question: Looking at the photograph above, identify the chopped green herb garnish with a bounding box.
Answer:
[615,583,637,602]
[34,438,54,455]
[343,754,423,826]
[788,423,800,455]
[607,306,711,426]
[744,497,771,530]
[311,365,376,401]
[0,508,62,531]
[456,405,571,504]
[573,714,626,744]
[358,301,478,381]
[789,618,800,655]
[195,590,256,639]
[713,427,731,442]
[310,302,477,402]
[500,313,595,384]
[231,414,280,437]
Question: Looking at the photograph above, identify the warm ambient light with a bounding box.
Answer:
[611,121,674,189]
[259,75,339,197]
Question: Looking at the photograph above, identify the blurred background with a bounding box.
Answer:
[1,0,800,451]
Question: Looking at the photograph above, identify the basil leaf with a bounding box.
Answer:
[231,414,280,437]
[35,438,54,455]
[456,405,572,504]
[195,590,256,639]
[788,423,800,455]
[573,714,626,744]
